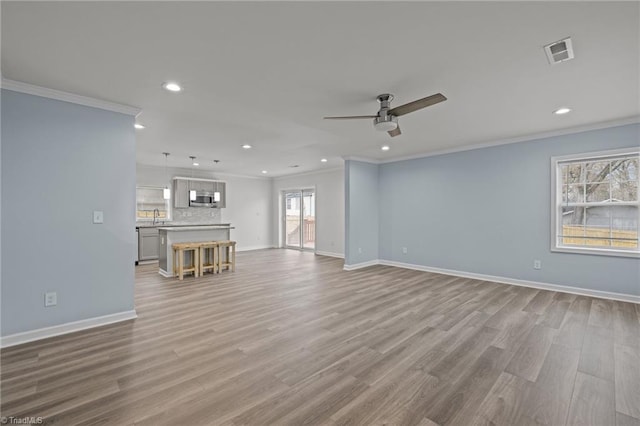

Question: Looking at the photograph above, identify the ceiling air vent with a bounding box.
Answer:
[544,37,574,64]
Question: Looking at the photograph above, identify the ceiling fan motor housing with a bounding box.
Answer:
[374,94,398,131]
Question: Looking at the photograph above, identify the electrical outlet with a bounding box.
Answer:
[533,260,542,270]
[45,292,57,307]
[358,247,362,254]
[402,247,408,254]
[92,210,104,224]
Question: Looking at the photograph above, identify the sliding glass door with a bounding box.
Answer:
[284,189,315,250]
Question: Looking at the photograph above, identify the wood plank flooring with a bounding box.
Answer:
[1,249,639,425]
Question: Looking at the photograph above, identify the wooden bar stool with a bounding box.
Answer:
[217,240,236,272]
[172,242,200,280]
[198,241,219,275]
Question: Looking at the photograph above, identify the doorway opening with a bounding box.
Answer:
[283,189,315,250]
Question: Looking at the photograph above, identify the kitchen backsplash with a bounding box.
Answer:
[171,207,223,224]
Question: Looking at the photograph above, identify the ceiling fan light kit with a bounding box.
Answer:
[374,115,398,131]
[324,92,446,138]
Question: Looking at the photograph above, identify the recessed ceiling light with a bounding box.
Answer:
[162,82,182,92]
[381,145,390,151]
[134,123,145,129]
[193,162,199,166]
[242,144,252,149]
[261,170,268,174]
[320,158,328,163]
[553,107,572,115]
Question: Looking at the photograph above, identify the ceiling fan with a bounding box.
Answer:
[324,93,447,137]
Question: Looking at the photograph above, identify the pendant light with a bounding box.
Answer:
[212,159,221,202]
[189,156,197,201]
[162,152,171,200]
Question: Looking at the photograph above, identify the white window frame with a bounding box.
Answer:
[136,186,172,222]
[550,147,639,258]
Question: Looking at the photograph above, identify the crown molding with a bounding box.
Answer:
[142,164,345,181]
[341,116,640,166]
[1,78,141,117]
[342,156,381,164]
[378,115,640,165]
[136,163,271,180]
[273,166,344,180]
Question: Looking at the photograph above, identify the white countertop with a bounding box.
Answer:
[157,226,234,231]
[137,223,231,228]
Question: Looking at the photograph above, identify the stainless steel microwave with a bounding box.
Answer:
[189,191,221,208]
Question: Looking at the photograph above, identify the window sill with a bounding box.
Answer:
[551,245,639,258]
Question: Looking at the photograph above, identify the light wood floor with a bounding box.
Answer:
[2,249,639,425]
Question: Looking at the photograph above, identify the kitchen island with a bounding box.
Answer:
[157,225,234,277]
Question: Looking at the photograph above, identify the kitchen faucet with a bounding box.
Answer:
[153,208,160,225]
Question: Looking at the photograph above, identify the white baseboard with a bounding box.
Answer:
[237,245,274,252]
[343,259,380,271]
[315,251,345,259]
[377,259,640,304]
[1,310,138,348]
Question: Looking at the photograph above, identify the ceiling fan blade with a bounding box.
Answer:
[323,115,377,120]
[388,126,401,137]
[388,93,447,117]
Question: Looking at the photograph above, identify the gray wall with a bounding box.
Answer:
[345,124,639,296]
[345,160,379,265]
[1,89,136,336]
[376,123,640,296]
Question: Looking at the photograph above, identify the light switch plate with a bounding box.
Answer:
[93,210,104,224]
[45,292,57,307]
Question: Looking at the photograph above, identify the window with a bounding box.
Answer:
[551,148,639,257]
[136,186,171,221]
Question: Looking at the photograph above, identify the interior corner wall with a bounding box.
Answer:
[345,160,379,265]
[271,168,344,256]
[378,123,640,297]
[1,89,136,336]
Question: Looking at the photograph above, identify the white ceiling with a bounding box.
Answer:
[2,2,638,177]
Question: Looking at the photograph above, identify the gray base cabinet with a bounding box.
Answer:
[139,227,159,261]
